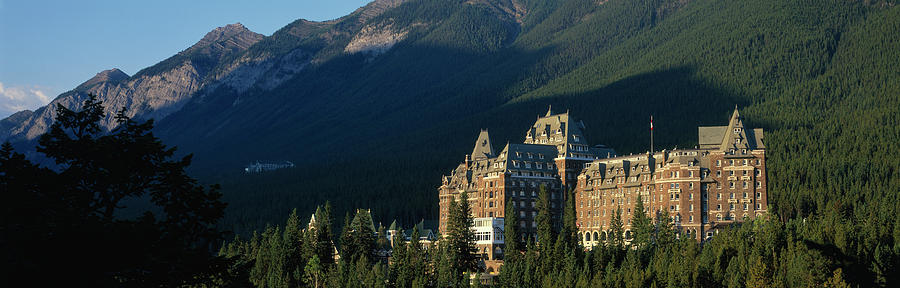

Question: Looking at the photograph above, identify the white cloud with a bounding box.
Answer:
[0,81,54,118]
[30,89,50,103]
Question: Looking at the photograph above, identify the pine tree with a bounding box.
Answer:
[283,208,304,287]
[4,95,228,285]
[313,203,335,268]
[305,254,322,288]
[536,184,555,249]
[562,187,579,249]
[631,195,652,249]
[504,197,522,260]
[609,206,625,249]
[340,211,353,259]
[446,191,478,277]
[346,209,376,264]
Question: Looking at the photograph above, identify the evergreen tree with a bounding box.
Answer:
[346,209,377,264]
[2,95,226,286]
[504,197,522,259]
[446,191,478,277]
[340,211,353,258]
[562,187,579,249]
[536,184,555,249]
[631,195,652,249]
[313,203,335,268]
[609,206,625,249]
[305,254,322,288]
[283,208,304,287]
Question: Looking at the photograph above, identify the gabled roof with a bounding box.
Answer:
[471,129,495,160]
[698,107,765,151]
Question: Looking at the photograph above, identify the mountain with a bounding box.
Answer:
[2,0,899,260]
[0,23,263,143]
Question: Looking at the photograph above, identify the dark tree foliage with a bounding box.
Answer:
[1,95,227,286]
[445,191,479,276]
[343,209,377,264]
[535,184,554,250]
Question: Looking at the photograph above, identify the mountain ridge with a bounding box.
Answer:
[0,23,264,142]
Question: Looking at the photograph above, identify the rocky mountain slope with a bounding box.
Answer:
[0,23,263,142]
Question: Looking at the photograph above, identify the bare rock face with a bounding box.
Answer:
[183,23,264,61]
[345,21,409,55]
[0,24,263,142]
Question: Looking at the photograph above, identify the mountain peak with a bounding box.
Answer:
[184,23,263,57]
[76,68,130,90]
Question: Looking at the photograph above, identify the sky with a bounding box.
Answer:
[0,0,372,118]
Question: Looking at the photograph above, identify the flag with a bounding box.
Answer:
[650,115,653,131]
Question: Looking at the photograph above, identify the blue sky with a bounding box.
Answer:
[0,0,371,118]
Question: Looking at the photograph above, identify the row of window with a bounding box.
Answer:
[715,158,762,167]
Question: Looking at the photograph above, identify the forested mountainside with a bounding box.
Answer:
[3,0,899,285]
[175,0,899,245]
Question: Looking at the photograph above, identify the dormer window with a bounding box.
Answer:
[573,135,580,142]
[734,128,741,134]
[539,154,545,159]
[556,128,562,134]
[735,138,742,144]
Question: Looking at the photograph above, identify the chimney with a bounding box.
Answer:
[465,154,472,169]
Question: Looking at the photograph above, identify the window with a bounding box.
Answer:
[756,192,761,199]
[756,203,762,210]
[689,215,694,223]
[743,182,748,189]
[734,128,741,134]
[730,203,735,210]
[730,193,735,199]
[716,160,722,167]
[743,159,748,166]
[729,171,735,176]
[716,170,721,177]
[716,204,722,211]
[717,193,722,200]
[717,214,723,221]
[730,182,735,189]
[743,204,748,211]
[757,181,762,188]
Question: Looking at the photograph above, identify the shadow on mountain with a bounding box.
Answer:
[201,62,747,236]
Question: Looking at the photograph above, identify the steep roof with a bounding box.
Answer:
[471,129,495,160]
[698,107,765,151]
[524,106,599,159]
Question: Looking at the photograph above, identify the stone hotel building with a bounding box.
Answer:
[438,107,767,260]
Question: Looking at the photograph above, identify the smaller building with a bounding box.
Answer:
[472,217,505,261]
[244,160,295,173]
